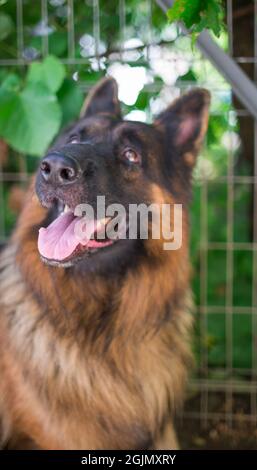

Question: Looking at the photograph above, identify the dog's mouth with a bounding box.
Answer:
[38,201,126,266]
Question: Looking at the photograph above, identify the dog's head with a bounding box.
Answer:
[35,77,210,272]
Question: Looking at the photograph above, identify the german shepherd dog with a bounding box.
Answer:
[0,77,210,449]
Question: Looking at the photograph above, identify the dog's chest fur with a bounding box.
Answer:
[0,243,192,449]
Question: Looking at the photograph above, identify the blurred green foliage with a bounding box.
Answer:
[0,0,253,377]
[0,56,83,155]
[167,0,225,42]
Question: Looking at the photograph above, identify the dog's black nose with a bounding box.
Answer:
[40,154,78,185]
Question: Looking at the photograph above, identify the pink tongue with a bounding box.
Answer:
[38,212,96,261]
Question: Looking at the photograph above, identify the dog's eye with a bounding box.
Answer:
[122,148,141,164]
[68,134,80,144]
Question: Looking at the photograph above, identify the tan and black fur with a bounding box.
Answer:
[0,77,210,449]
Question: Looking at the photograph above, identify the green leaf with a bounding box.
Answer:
[27,55,66,93]
[167,0,225,40]
[0,12,14,41]
[206,0,223,37]
[0,74,21,92]
[57,78,84,127]
[177,69,197,83]
[167,0,201,27]
[0,82,62,156]
[134,91,149,110]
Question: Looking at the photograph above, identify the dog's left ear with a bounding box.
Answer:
[154,88,210,168]
[80,76,121,119]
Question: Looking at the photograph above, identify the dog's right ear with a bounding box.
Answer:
[80,77,121,119]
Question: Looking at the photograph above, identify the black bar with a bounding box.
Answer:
[0,450,256,468]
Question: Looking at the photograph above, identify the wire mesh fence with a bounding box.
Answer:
[0,0,256,430]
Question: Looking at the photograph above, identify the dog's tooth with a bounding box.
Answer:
[57,201,64,214]
[64,205,70,213]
